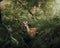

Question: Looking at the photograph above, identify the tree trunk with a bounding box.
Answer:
[0,10,2,24]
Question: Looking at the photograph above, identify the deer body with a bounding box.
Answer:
[23,21,38,37]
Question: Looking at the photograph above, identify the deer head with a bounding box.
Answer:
[23,21,29,27]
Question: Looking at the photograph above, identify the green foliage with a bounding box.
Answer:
[0,0,60,48]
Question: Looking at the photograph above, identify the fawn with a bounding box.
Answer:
[23,21,38,37]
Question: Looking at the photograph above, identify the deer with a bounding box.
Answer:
[23,21,38,37]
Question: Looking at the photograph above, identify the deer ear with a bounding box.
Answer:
[25,21,28,23]
[23,21,25,23]
[23,21,29,25]
[23,21,27,24]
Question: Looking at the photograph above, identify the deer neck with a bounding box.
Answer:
[25,24,30,32]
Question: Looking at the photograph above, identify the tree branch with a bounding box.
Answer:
[18,0,34,16]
